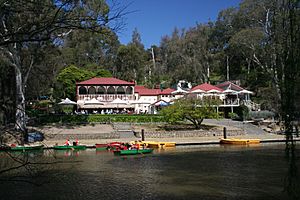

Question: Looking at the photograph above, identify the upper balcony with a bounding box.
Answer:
[76,85,135,102]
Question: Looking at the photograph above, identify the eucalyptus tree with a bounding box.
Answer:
[60,29,120,69]
[115,28,147,83]
[0,0,127,139]
[115,44,147,83]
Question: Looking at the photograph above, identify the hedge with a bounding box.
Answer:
[35,114,167,124]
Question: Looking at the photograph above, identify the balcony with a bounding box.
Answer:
[220,98,240,107]
[77,94,135,102]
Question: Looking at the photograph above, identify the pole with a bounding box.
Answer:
[141,129,145,141]
[223,127,227,139]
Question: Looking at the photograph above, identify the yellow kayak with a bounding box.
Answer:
[220,138,261,145]
[130,141,176,148]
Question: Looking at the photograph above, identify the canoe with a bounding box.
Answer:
[113,148,154,156]
[220,138,261,145]
[95,143,108,151]
[0,145,11,151]
[10,145,44,151]
[131,141,176,148]
[53,145,87,150]
[106,142,123,150]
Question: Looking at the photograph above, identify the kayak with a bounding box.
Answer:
[95,143,108,150]
[220,138,261,145]
[10,145,44,151]
[53,145,87,150]
[113,148,154,156]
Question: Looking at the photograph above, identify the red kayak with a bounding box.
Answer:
[95,142,124,150]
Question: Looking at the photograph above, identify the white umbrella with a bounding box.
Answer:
[84,98,104,105]
[238,89,253,94]
[131,98,152,104]
[171,88,188,94]
[207,89,222,93]
[111,98,128,104]
[58,98,77,105]
[223,89,239,94]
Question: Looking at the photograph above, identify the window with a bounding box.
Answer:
[88,86,96,94]
[117,86,125,94]
[79,86,87,94]
[126,86,133,94]
[97,86,106,94]
[107,86,115,94]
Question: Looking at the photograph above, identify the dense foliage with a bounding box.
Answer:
[55,65,112,100]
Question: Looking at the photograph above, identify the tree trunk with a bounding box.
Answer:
[15,64,27,134]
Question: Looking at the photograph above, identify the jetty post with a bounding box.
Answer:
[223,127,227,139]
[141,129,145,141]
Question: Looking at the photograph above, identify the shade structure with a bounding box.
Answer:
[84,98,104,105]
[223,89,239,94]
[207,89,222,93]
[171,88,188,94]
[131,98,152,104]
[58,98,77,105]
[111,98,128,104]
[238,89,253,94]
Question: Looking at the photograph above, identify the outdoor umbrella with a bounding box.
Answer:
[58,98,77,105]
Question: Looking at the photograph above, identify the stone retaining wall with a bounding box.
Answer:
[142,129,245,138]
[45,129,245,140]
[45,132,120,140]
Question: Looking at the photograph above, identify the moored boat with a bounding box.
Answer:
[53,145,87,150]
[113,148,154,156]
[106,142,123,150]
[220,138,261,145]
[131,141,176,148]
[10,144,44,151]
[95,143,108,150]
[0,145,11,151]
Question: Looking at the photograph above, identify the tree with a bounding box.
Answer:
[55,65,95,100]
[0,0,126,139]
[130,27,144,50]
[160,97,221,129]
[115,44,147,83]
[60,29,120,69]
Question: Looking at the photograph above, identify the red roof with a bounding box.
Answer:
[159,88,176,95]
[216,81,244,91]
[77,77,135,85]
[190,83,224,92]
[135,85,160,96]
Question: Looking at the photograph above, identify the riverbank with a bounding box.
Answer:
[31,121,293,147]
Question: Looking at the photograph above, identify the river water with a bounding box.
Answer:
[0,144,299,200]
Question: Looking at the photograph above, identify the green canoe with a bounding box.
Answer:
[113,148,153,155]
[10,145,44,151]
[95,143,108,151]
[53,145,87,150]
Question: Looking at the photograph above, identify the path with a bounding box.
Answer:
[112,122,138,139]
[203,119,267,135]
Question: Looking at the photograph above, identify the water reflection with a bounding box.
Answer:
[0,144,299,200]
[284,143,300,200]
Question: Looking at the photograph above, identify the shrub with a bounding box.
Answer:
[249,110,276,120]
